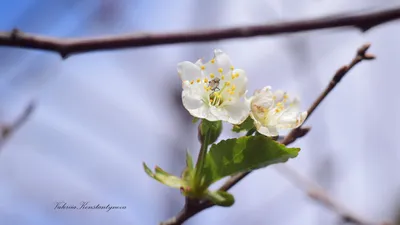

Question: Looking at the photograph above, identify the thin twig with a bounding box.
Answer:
[275,164,378,225]
[1,8,400,58]
[160,43,375,225]
[281,43,375,145]
[275,164,393,225]
[0,102,36,149]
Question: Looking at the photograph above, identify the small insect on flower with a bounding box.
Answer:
[208,77,221,92]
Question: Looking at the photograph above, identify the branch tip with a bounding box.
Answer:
[357,43,372,57]
[363,53,376,60]
[10,28,20,40]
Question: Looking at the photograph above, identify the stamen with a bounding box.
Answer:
[196,78,201,83]
[283,93,289,103]
[204,78,209,83]
[218,68,223,73]
[211,59,215,64]
[200,65,205,70]
[210,73,215,78]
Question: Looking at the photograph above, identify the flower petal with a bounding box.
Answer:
[223,100,251,124]
[182,90,218,121]
[251,87,274,110]
[230,69,248,97]
[219,69,247,101]
[260,86,272,92]
[195,58,203,66]
[209,106,229,121]
[273,90,286,102]
[177,61,203,82]
[275,111,307,129]
[182,91,203,110]
[286,97,301,111]
[254,121,278,137]
[203,49,233,78]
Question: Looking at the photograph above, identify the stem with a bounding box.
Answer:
[246,127,256,136]
[193,127,211,191]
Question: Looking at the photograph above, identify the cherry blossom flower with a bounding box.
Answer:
[177,50,250,124]
[249,86,307,136]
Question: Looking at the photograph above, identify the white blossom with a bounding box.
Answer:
[177,50,250,124]
[249,86,307,137]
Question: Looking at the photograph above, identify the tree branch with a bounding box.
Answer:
[160,43,375,224]
[0,102,36,149]
[275,164,392,225]
[1,8,400,58]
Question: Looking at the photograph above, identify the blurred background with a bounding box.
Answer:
[0,0,400,224]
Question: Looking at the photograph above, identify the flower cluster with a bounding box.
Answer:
[177,49,307,137]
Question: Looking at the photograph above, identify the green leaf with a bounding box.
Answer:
[199,119,222,145]
[202,136,300,187]
[232,116,255,133]
[192,117,200,124]
[206,190,235,207]
[143,162,187,189]
[181,150,194,182]
[186,150,194,170]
